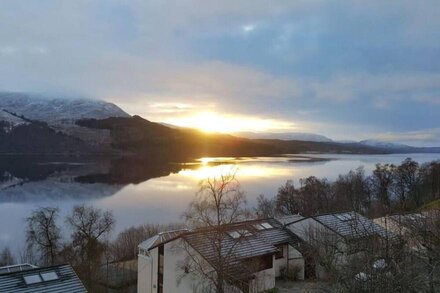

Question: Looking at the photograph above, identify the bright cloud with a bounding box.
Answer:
[165,111,296,133]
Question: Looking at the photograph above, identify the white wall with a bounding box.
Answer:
[163,240,207,293]
[249,257,276,293]
[137,248,158,293]
[273,244,287,277]
[288,245,305,280]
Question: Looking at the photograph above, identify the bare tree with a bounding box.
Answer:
[400,210,440,292]
[298,176,333,216]
[26,207,61,265]
[65,204,115,288]
[0,247,15,266]
[275,180,299,215]
[393,158,421,210]
[371,163,395,214]
[334,167,371,214]
[183,170,249,228]
[181,171,253,293]
[254,194,276,219]
[112,222,183,261]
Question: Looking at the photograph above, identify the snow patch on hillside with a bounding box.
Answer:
[0,92,130,124]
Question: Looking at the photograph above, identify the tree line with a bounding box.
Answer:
[255,158,440,219]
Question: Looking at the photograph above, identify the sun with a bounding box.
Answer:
[165,111,295,134]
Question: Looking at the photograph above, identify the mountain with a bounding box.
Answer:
[358,139,440,154]
[0,92,438,156]
[0,92,129,123]
[0,92,131,146]
[238,131,333,142]
[359,139,410,149]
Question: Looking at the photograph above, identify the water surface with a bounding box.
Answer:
[1,153,439,253]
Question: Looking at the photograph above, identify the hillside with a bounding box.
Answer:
[76,116,385,158]
[0,110,95,154]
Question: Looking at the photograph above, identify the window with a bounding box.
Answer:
[244,254,273,272]
[228,229,252,239]
[40,272,58,281]
[275,245,284,259]
[260,222,273,229]
[336,213,354,222]
[24,275,42,285]
[158,245,164,293]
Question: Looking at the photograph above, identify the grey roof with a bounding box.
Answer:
[313,212,388,239]
[0,264,86,293]
[182,219,303,280]
[139,229,188,251]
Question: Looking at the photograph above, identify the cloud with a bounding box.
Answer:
[0,0,439,145]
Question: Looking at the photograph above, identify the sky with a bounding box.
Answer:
[0,1,439,146]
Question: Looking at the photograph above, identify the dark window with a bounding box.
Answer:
[158,245,164,293]
[275,245,284,259]
[244,254,273,272]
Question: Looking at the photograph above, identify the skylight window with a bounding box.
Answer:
[24,274,42,285]
[254,224,265,230]
[41,271,59,281]
[228,229,252,239]
[336,214,354,222]
[260,222,273,229]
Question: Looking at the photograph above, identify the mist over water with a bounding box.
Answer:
[1,153,439,254]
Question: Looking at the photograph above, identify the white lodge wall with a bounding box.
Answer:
[138,247,158,293]
[163,240,204,293]
[249,258,276,293]
[288,245,305,280]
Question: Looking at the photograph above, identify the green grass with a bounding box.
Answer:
[420,198,440,211]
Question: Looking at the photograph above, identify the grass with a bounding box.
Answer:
[420,198,440,211]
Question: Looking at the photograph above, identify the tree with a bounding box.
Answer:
[371,164,395,214]
[275,180,299,215]
[65,205,115,287]
[112,223,183,261]
[254,194,276,219]
[400,210,440,292]
[298,176,333,216]
[181,171,251,293]
[393,158,421,210]
[0,247,14,266]
[334,167,372,214]
[26,207,61,265]
[183,170,249,228]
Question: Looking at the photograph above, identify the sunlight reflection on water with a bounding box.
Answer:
[0,153,439,253]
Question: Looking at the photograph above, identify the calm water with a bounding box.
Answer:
[1,153,440,254]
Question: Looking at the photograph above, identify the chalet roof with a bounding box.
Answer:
[312,211,388,239]
[0,264,86,293]
[182,218,301,280]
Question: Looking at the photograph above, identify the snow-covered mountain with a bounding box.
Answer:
[237,131,333,142]
[0,92,130,124]
[0,109,28,133]
[359,139,410,150]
